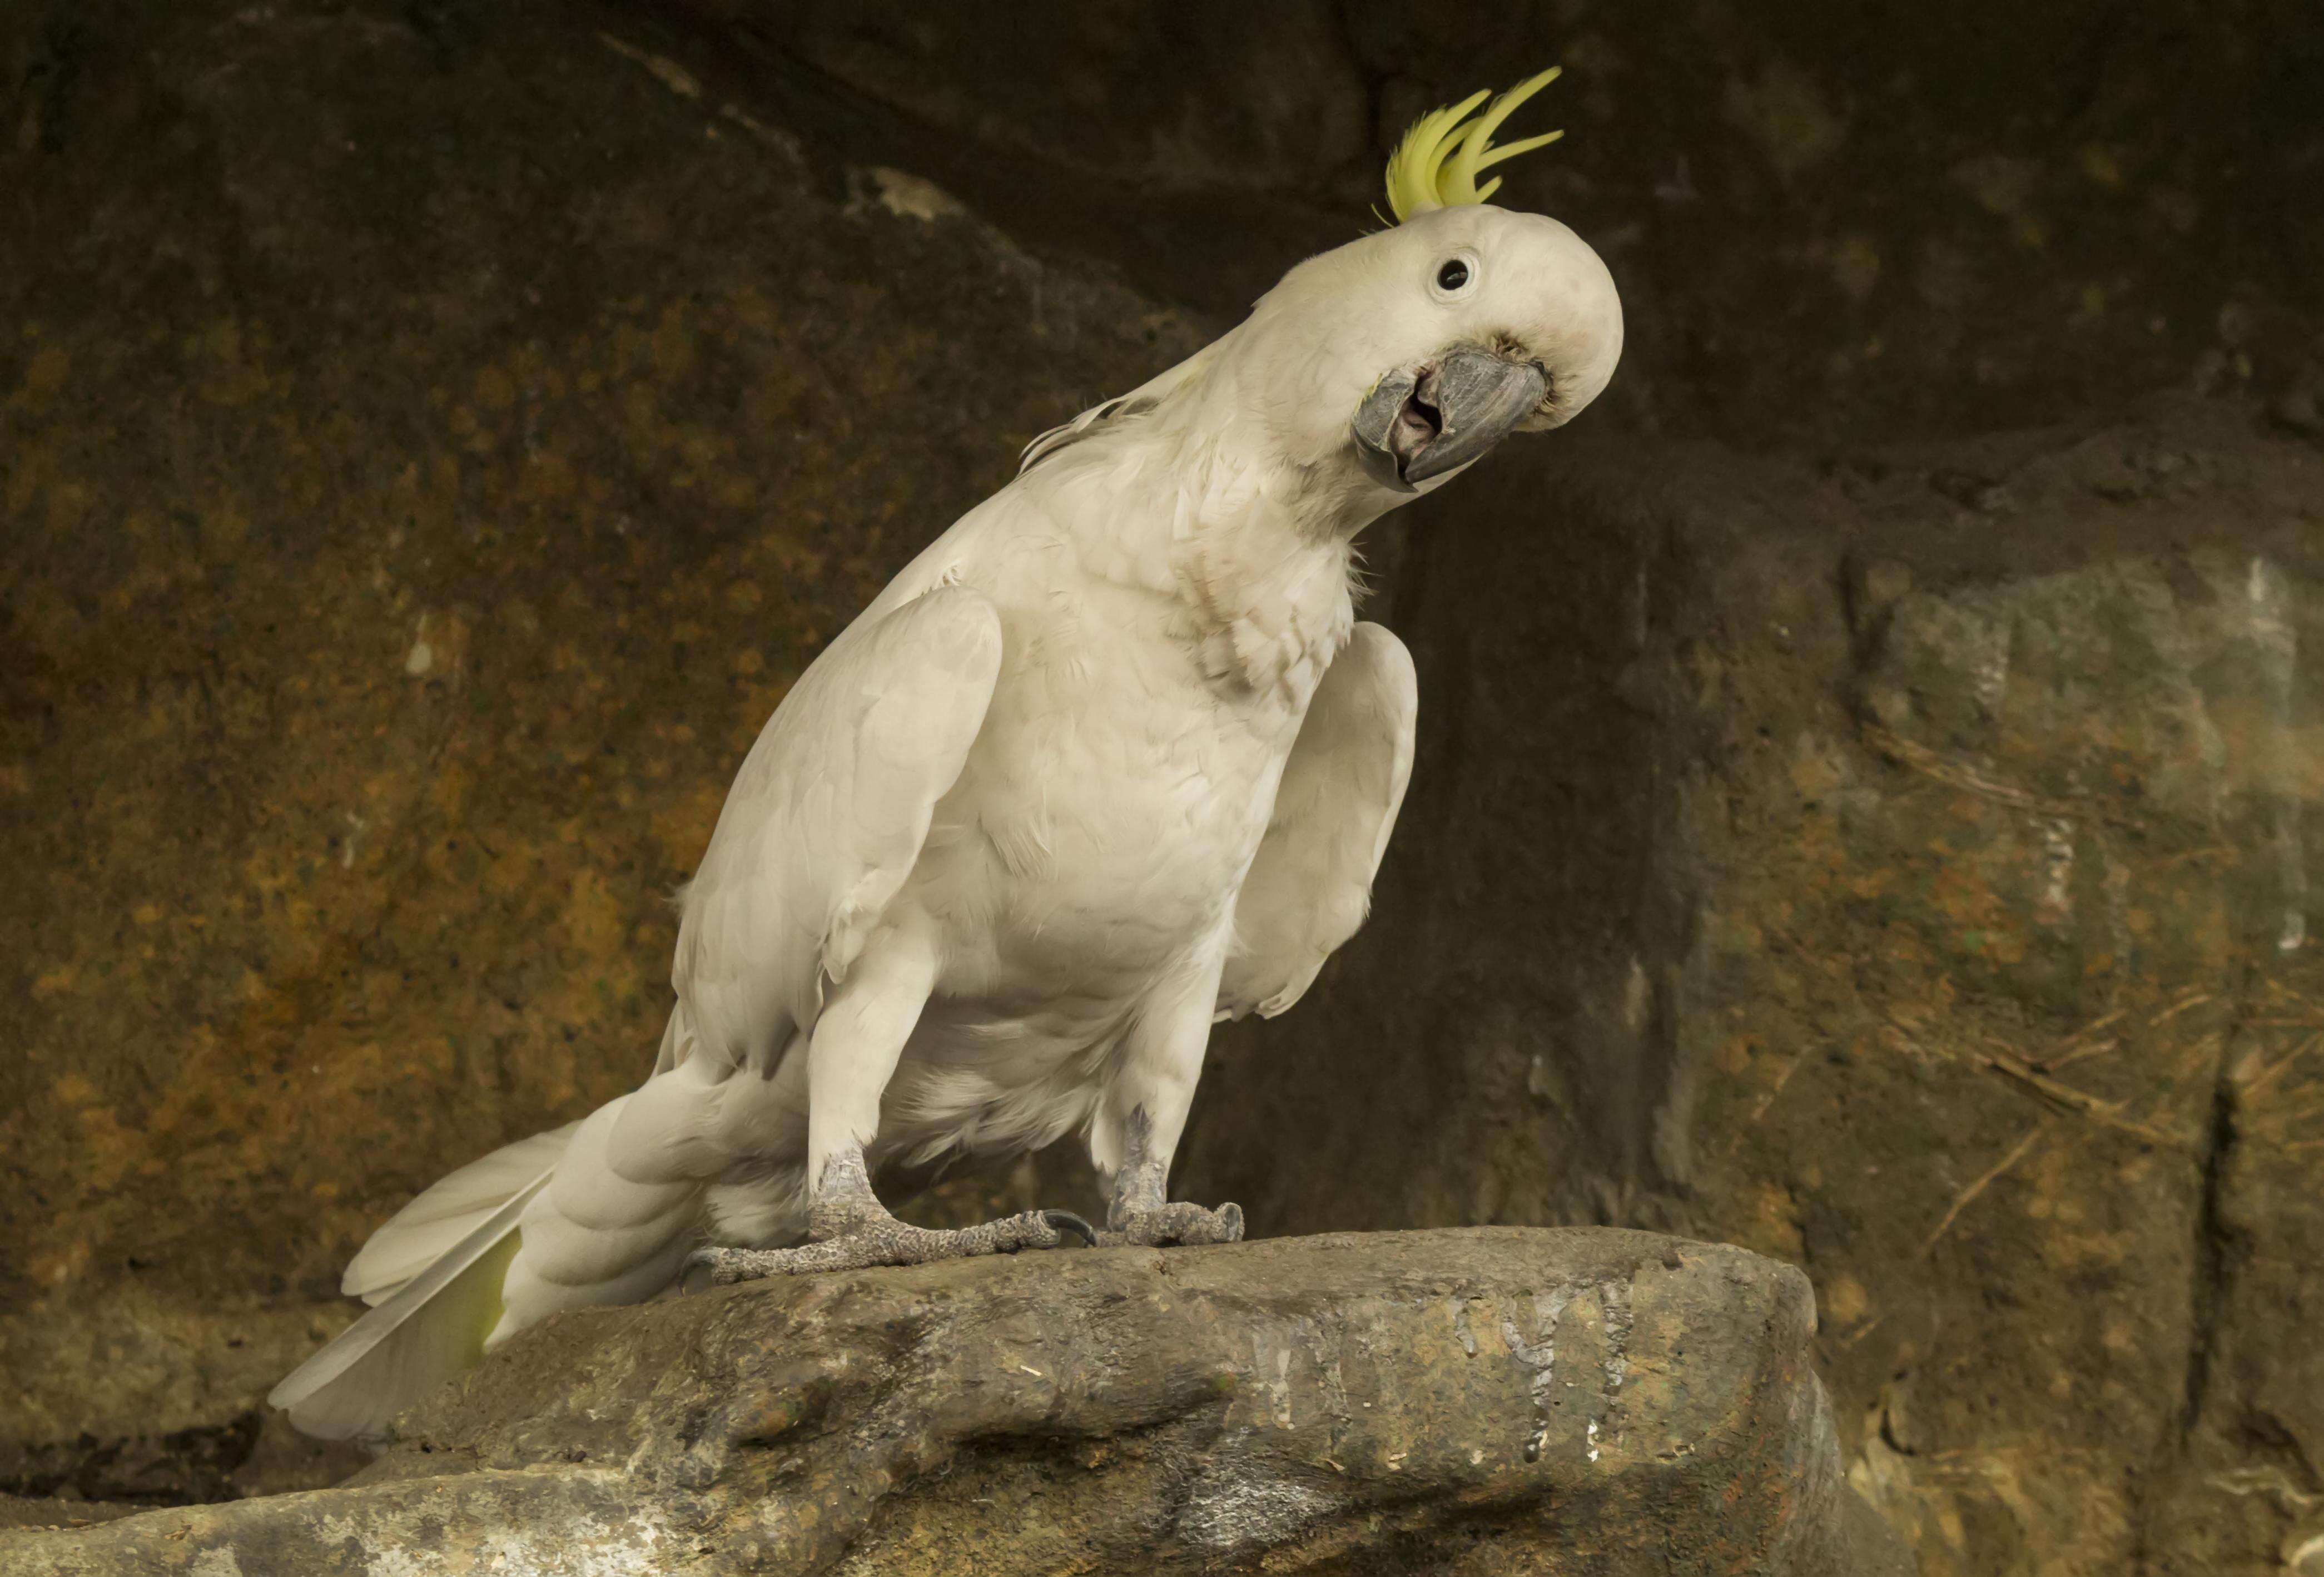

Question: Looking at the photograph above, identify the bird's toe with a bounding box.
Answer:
[1041,1209,1100,1247]
[681,1245,768,1288]
[1100,1201,1247,1248]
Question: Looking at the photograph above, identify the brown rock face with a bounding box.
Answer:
[1179,411,2324,1573]
[0,0,1195,1492]
[0,1230,1912,1576]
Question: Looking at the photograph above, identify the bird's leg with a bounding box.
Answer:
[684,924,1094,1286]
[1091,954,1245,1249]
[1099,1107,1244,1247]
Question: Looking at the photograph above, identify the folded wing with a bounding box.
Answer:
[669,583,1006,1079]
[1218,622,1418,1021]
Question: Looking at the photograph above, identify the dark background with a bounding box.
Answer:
[3,3,2322,1571]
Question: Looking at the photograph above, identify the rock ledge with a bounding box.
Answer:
[6,1228,1909,1574]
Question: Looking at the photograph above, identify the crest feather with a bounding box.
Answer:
[1383,68,1565,222]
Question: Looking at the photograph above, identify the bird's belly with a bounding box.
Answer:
[926,685,1288,998]
[875,996,1125,1171]
[873,668,1294,1165]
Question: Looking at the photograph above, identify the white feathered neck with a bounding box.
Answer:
[1020,329,1364,704]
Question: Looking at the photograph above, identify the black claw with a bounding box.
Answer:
[1042,1209,1100,1247]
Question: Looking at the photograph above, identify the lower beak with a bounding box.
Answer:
[1351,347,1549,492]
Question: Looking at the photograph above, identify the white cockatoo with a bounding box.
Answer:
[274,69,1621,1440]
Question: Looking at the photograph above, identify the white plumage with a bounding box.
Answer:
[274,197,1621,1440]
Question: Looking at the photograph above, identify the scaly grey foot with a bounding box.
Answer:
[682,1147,1096,1285]
[686,1208,1097,1283]
[1098,1200,1244,1248]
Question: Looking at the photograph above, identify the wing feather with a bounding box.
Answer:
[667,585,1004,1077]
[1017,338,1226,473]
[1218,622,1418,1020]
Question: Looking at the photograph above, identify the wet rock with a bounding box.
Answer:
[0,1229,1909,1576]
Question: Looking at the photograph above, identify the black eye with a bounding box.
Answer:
[1436,259,1471,291]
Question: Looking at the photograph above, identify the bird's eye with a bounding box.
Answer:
[1427,251,1483,302]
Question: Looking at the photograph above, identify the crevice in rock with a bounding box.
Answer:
[0,1412,262,1507]
[2178,967,2253,1441]
[19,4,88,156]
[2233,1407,2324,1495]
[2179,1067,2237,1436]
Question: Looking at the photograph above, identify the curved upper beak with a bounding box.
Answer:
[1350,347,1548,493]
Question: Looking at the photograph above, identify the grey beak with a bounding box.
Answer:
[1351,347,1548,491]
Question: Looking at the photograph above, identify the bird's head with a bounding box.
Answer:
[1235,70,1622,499]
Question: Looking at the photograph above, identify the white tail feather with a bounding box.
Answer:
[270,1183,540,1441]
[272,1090,731,1441]
[271,1124,577,1442]
[491,1094,709,1335]
[343,1122,580,1305]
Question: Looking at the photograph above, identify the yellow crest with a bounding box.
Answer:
[1383,67,1565,222]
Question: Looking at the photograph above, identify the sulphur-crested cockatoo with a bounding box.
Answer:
[274,68,1621,1440]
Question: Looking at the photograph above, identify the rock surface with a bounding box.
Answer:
[0,1229,1910,1576]
[1180,407,2324,1574]
[0,0,1198,1489]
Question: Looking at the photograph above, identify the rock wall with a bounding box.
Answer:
[0,0,1198,1497]
[1179,408,2324,1574]
[4,1,2321,1573]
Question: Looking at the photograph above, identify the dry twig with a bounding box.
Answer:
[1859,723,2144,831]
[1920,1121,2052,1256]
